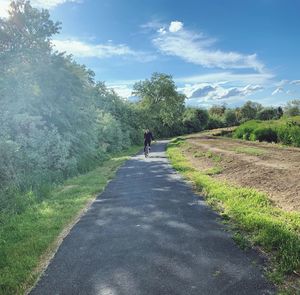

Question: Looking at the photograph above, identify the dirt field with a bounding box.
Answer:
[182,130,300,212]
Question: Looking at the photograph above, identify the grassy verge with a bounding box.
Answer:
[0,146,141,295]
[167,138,300,291]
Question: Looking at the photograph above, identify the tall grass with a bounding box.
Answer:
[233,116,300,147]
[167,139,300,281]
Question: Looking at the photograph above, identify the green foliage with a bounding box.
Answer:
[284,99,300,117]
[253,127,278,142]
[167,140,300,280]
[234,117,300,146]
[257,107,282,120]
[240,101,263,121]
[207,113,225,129]
[209,104,226,116]
[0,0,144,216]
[182,108,209,133]
[133,72,185,136]
[224,109,239,126]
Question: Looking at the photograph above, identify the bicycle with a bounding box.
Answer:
[144,144,150,158]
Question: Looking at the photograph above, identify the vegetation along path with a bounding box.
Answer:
[30,142,274,295]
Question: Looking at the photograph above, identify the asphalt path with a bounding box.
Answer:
[30,141,274,295]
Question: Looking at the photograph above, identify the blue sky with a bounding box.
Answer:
[2,0,300,107]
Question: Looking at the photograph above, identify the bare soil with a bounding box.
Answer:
[183,129,300,212]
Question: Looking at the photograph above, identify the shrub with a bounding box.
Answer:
[233,120,260,140]
[233,117,300,146]
[253,127,278,142]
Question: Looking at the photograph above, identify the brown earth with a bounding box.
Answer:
[182,129,300,212]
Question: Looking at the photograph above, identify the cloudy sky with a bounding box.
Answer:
[1,0,300,107]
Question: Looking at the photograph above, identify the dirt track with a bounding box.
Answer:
[183,131,300,212]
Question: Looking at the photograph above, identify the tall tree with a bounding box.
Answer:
[133,73,185,134]
[285,99,300,116]
[240,101,263,121]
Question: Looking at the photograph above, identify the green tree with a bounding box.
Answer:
[0,0,60,62]
[182,108,209,132]
[224,109,238,126]
[209,104,226,116]
[207,114,224,129]
[284,99,300,117]
[133,73,186,135]
[240,101,263,121]
[277,106,284,119]
[256,107,278,120]
[0,0,143,206]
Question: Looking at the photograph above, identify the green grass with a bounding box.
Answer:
[0,146,141,295]
[193,150,222,162]
[167,138,300,285]
[203,166,223,175]
[233,146,266,156]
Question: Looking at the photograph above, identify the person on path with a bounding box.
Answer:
[144,129,154,152]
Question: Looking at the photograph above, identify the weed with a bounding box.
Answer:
[233,147,266,156]
[233,233,251,250]
[193,150,221,162]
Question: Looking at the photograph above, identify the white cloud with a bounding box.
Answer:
[0,0,81,18]
[178,83,216,98]
[176,71,274,86]
[272,87,284,95]
[290,80,300,85]
[276,79,289,87]
[190,84,216,98]
[106,79,141,99]
[153,21,265,72]
[32,0,81,8]
[157,27,167,35]
[181,82,263,103]
[52,39,155,61]
[218,84,263,100]
[169,21,183,33]
[107,84,133,98]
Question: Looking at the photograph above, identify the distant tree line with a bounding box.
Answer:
[1,1,299,213]
[181,99,300,134]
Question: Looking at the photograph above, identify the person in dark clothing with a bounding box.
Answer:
[144,129,154,152]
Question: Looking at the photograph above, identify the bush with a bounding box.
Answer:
[253,128,278,142]
[234,117,300,146]
[233,120,260,140]
[277,121,300,147]
[256,107,279,120]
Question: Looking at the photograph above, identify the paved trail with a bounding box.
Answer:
[31,141,274,295]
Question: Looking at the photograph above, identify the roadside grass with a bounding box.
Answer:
[232,146,266,156]
[0,146,141,295]
[167,138,300,288]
